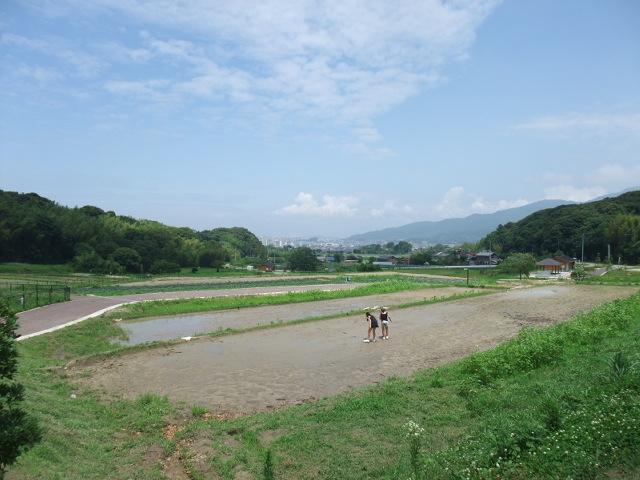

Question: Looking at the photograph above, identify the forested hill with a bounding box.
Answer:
[0,190,265,273]
[480,190,640,263]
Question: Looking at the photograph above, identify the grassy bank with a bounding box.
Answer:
[170,293,640,479]
[107,280,463,320]
[78,274,461,296]
[583,268,640,286]
[9,291,640,479]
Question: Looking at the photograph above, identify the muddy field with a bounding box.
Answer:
[78,285,637,414]
[119,286,477,344]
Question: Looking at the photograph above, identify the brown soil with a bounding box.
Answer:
[120,286,476,344]
[77,285,637,415]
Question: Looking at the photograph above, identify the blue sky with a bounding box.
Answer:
[1,0,639,237]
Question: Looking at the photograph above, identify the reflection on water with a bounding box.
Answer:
[119,303,345,345]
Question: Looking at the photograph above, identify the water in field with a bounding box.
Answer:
[116,286,472,345]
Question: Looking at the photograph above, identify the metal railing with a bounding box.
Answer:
[0,283,71,313]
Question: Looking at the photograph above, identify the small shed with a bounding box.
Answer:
[536,258,563,274]
[553,255,575,271]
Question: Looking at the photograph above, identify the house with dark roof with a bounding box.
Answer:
[536,258,563,274]
[469,251,500,265]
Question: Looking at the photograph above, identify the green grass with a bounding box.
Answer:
[9,290,640,479]
[80,273,461,297]
[401,267,525,284]
[176,294,640,479]
[583,268,640,286]
[11,319,172,479]
[79,276,348,296]
[106,279,460,320]
[0,262,74,274]
[0,283,69,312]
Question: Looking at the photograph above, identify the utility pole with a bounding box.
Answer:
[581,233,585,263]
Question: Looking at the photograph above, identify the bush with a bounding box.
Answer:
[72,251,104,273]
[110,247,142,273]
[0,301,41,476]
[149,260,181,274]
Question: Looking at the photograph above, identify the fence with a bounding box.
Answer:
[0,283,71,313]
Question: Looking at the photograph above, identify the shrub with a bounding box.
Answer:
[149,260,181,274]
[0,301,41,477]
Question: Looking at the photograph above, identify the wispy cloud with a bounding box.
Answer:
[370,201,414,218]
[543,185,606,203]
[278,192,359,217]
[2,32,105,77]
[514,112,640,136]
[434,186,529,218]
[537,162,640,202]
[12,0,499,145]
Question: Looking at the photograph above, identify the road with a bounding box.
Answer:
[16,283,359,339]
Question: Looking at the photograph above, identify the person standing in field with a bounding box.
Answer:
[364,311,378,343]
[380,307,391,339]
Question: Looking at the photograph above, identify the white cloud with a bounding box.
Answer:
[370,201,414,218]
[435,186,529,218]
[537,163,640,203]
[278,192,358,217]
[515,113,640,136]
[543,185,606,202]
[590,163,640,187]
[18,0,499,130]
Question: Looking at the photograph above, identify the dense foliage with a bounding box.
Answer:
[0,301,41,478]
[0,191,266,273]
[287,247,320,271]
[498,253,536,279]
[353,241,413,254]
[481,191,640,262]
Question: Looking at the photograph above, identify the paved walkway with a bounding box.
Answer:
[16,283,358,340]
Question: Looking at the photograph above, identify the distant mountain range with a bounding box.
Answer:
[347,199,573,244]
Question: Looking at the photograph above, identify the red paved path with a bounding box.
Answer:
[16,283,358,339]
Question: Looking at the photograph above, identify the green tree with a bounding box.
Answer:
[72,251,104,273]
[499,253,536,280]
[0,301,41,477]
[409,251,431,265]
[392,241,413,254]
[287,247,320,271]
[111,247,142,273]
[149,260,181,274]
[198,247,226,271]
[572,263,587,282]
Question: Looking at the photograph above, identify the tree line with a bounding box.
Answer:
[0,191,266,274]
[479,191,640,263]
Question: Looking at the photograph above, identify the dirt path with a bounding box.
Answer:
[16,283,359,339]
[119,286,478,345]
[78,285,638,413]
[120,271,459,287]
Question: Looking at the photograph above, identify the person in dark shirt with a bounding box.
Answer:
[364,311,378,343]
